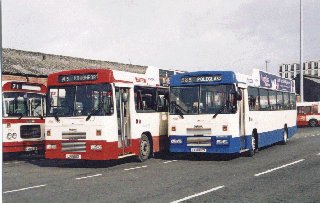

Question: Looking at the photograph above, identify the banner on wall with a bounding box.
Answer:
[259,71,295,92]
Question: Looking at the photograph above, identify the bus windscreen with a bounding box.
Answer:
[170,85,236,115]
[47,83,113,117]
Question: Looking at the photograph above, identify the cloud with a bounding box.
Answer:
[2,0,319,74]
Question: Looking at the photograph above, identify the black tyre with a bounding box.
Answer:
[138,134,151,162]
[280,128,288,145]
[309,119,318,127]
[247,132,258,157]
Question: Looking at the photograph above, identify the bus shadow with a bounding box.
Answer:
[3,152,44,162]
[153,151,240,161]
[25,156,142,169]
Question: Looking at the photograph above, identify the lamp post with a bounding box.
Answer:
[265,60,270,72]
[300,0,304,102]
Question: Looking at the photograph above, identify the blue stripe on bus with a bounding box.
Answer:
[170,71,237,86]
[258,126,297,148]
[169,126,297,154]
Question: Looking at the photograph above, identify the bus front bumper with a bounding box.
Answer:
[3,141,44,153]
[45,140,121,160]
[169,135,249,154]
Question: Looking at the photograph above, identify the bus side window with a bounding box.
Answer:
[289,93,296,110]
[134,86,156,112]
[276,91,283,110]
[311,105,318,114]
[269,90,277,111]
[259,89,270,111]
[248,87,259,111]
[283,92,290,110]
[156,88,169,112]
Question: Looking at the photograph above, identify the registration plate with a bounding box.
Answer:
[66,154,81,159]
[25,146,37,151]
[191,148,207,152]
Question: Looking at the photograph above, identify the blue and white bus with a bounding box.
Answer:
[169,69,297,156]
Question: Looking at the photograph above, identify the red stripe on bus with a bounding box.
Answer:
[2,119,45,124]
[3,141,44,153]
[45,135,168,161]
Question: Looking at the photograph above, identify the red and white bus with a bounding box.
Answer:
[45,67,173,161]
[297,102,320,127]
[2,81,46,154]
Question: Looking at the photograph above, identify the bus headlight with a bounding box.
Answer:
[46,144,57,150]
[12,133,17,139]
[91,145,102,151]
[7,133,12,140]
[216,139,229,145]
[47,130,51,136]
[171,139,183,144]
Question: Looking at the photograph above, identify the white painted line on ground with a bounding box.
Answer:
[311,135,315,137]
[76,174,102,180]
[4,161,24,165]
[318,153,320,156]
[163,160,178,164]
[124,165,148,171]
[171,185,225,203]
[3,184,47,194]
[254,159,305,177]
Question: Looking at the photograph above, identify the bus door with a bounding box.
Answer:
[238,88,246,149]
[115,87,131,155]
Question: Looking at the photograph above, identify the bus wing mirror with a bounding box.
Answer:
[122,92,129,103]
[235,90,242,101]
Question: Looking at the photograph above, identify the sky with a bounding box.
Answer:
[2,0,320,74]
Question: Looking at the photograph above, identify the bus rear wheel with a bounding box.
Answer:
[309,119,318,127]
[281,128,288,145]
[248,133,258,157]
[138,134,151,162]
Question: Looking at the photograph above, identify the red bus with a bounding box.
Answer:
[297,102,320,127]
[2,81,46,154]
[45,67,174,161]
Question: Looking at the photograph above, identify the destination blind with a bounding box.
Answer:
[58,73,98,83]
[181,75,222,83]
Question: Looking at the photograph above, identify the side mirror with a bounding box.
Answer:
[235,90,242,101]
[122,92,128,103]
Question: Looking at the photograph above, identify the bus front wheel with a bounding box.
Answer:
[138,134,151,162]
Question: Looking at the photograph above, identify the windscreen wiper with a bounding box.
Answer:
[86,108,99,121]
[53,112,60,122]
[17,112,24,120]
[212,105,227,119]
[171,102,185,119]
[36,112,44,120]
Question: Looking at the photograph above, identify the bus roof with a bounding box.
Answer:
[171,69,295,93]
[2,81,46,94]
[170,71,237,86]
[47,67,176,87]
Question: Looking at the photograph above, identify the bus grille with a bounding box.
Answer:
[61,142,86,152]
[186,128,211,135]
[20,125,41,139]
[62,132,86,139]
[187,137,212,147]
